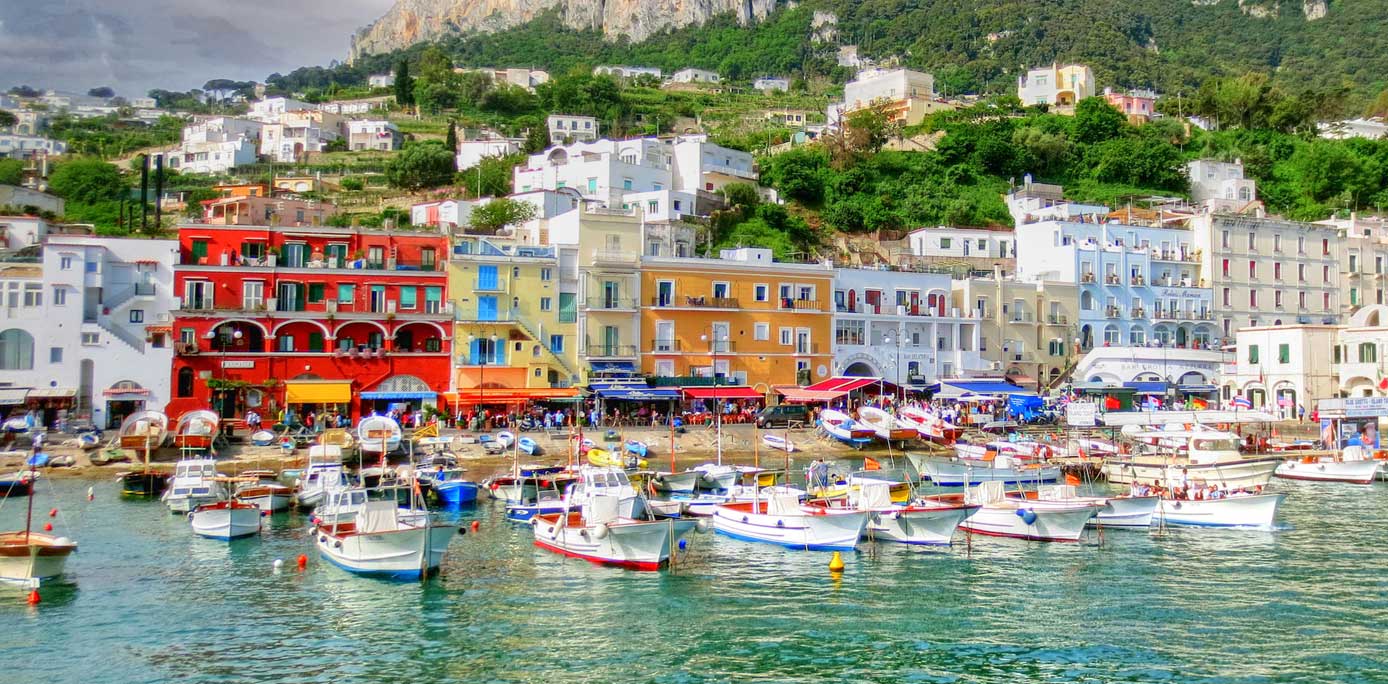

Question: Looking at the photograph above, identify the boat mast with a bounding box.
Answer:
[23,460,36,544]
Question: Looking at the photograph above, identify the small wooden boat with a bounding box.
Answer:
[233,470,293,512]
[818,409,873,448]
[429,469,481,506]
[1274,447,1381,485]
[820,482,980,545]
[173,410,219,451]
[518,436,539,455]
[119,469,169,497]
[0,531,76,586]
[762,434,795,453]
[118,410,169,457]
[161,457,226,514]
[75,432,101,449]
[713,493,868,551]
[189,500,262,540]
[953,482,1101,542]
[857,406,917,441]
[249,430,276,447]
[91,448,130,465]
[315,501,459,580]
[624,440,649,457]
[356,416,402,455]
[896,406,960,441]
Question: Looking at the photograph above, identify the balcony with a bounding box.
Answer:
[1130,275,1146,286]
[1104,274,1121,285]
[474,278,507,292]
[583,343,638,358]
[591,249,639,267]
[1046,313,1068,325]
[650,339,682,353]
[778,298,822,312]
[794,342,821,355]
[1081,273,1097,283]
[1105,306,1121,318]
[1010,311,1033,322]
[175,341,200,355]
[1130,307,1146,318]
[660,295,740,309]
[585,297,638,311]
[703,162,757,180]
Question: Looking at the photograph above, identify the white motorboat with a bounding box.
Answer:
[908,451,1060,487]
[232,470,293,512]
[569,466,645,519]
[831,482,979,545]
[652,470,701,494]
[896,406,960,440]
[690,463,738,492]
[188,500,262,540]
[1034,484,1158,529]
[0,464,77,586]
[761,434,796,453]
[1153,492,1284,528]
[955,482,1101,542]
[161,457,226,514]
[856,406,918,442]
[356,415,402,455]
[315,501,459,579]
[817,409,874,447]
[1104,428,1280,489]
[1274,446,1381,485]
[293,460,351,510]
[532,494,701,570]
[712,493,868,551]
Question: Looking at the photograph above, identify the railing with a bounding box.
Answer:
[1081,273,1096,283]
[662,295,740,308]
[794,342,821,355]
[1011,312,1033,322]
[474,278,506,292]
[1046,314,1068,325]
[591,249,639,266]
[703,162,757,180]
[779,299,822,312]
[651,339,682,353]
[1130,307,1146,318]
[175,341,199,355]
[1130,275,1146,285]
[1104,274,1120,284]
[1105,306,1121,318]
[586,297,638,310]
[583,343,638,357]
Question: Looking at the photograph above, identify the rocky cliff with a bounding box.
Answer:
[350,0,783,61]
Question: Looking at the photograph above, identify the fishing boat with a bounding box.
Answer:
[315,501,460,579]
[1103,428,1281,489]
[188,500,262,540]
[624,439,649,457]
[356,415,402,456]
[518,436,539,456]
[713,492,868,551]
[161,457,226,514]
[0,462,76,586]
[1274,446,1381,485]
[817,409,874,448]
[1033,484,1159,529]
[954,482,1102,542]
[293,460,351,510]
[816,482,980,545]
[897,406,961,441]
[531,467,702,570]
[485,468,572,502]
[496,431,516,449]
[908,451,1061,487]
[762,433,796,453]
[505,479,571,522]
[172,410,219,451]
[1153,491,1284,528]
[857,406,918,442]
[0,472,33,498]
[690,463,738,492]
[428,468,481,506]
[118,410,169,457]
[313,488,370,525]
[249,430,276,447]
[232,470,293,512]
[652,470,701,494]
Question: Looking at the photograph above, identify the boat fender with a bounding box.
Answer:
[457,527,467,536]
[529,517,539,526]
[319,536,327,543]
[334,541,342,548]
[776,520,785,527]
[695,519,710,533]
[678,539,688,550]
[594,523,609,540]
[741,516,749,523]
[1017,509,1038,525]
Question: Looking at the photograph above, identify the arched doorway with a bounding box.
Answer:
[362,374,437,418]
[842,361,877,377]
[104,380,146,429]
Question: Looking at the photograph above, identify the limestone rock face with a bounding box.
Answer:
[350,0,783,60]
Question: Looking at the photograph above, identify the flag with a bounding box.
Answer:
[1065,473,1082,486]
[863,456,881,471]
[1231,396,1253,409]
[1191,397,1209,410]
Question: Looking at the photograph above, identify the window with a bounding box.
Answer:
[549,334,563,353]
[1297,236,1306,254]
[712,282,730,299]
[1221,231,1230,249]
[1323,265,1331,282]
[1334,345,1343,364]
[398,286,417,309]
[1222,288,1231,306]
[1273,235,1282,252]
[1248,260,1256,278]
[49,347,62,363]
[1351,288,1359,306]
[1359,342,1377,363]
[1274,263,1282,280]
[420,248,436,271]
[1324,292,1331,310]
[540,268,553,281]
[307,332,324,352]
[834,320,865,346]
[277,335,295,352]
[1323,238,1330,256]
[754,284,768,302]
[81,332,99,345]
[587,178,598,193]
[940,238,952,249]
[1278,343,1290,364]
[59,256,72,270]
[1249,291,1258,308]
[1350,253,1359,272]
[1248,345,1259,364]
[1221,259,1229,277]
[754,322,769,341]
[1247,233,1256,250]
[0,328,32,370]
[337,284,355,304]
[1299,292,1306,309]
[540,297,552,311]
[1298,264,1307,282]
[129,309,144,323]
[779,327,792,346]
[53,287,66,306]
[1275,291,1284,309]
[306,283,325,304]
[366,246,384,269]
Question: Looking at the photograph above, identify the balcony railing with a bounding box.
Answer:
[794,342,821,355]
[1130,275,1146,286]
[1011,312,1033,322]
[1046,314,1068,325]
[1104,274,1121,285]
[586,297,638,310]
[474,278,506,292]
[1105,306,1121,318]
[660,295,740,309]
[1130,307,1146,318]
[591,249,639,266]
[583,343,638,357]
[650,339,682,353]
[778,298,822,312]
[1081,273,1096,283]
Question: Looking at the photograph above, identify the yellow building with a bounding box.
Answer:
[569,209,644,382]
[952,273,1080,391]
[640,248,835,388]
[447,236,578,394]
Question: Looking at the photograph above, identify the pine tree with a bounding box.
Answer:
[394,61,414,107]
[445,120,458,153]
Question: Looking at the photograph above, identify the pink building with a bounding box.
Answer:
[1104,88,1157,122]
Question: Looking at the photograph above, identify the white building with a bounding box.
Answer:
[547,114,598,143]
[318,98,387,115]
[1017,63,1095,110]
[246,97,313,123]
[1190,213,1344,337]
[456,137,521,171]
[412,190,582,231]
[1319,118,1388,140]
[840,68,939,126]
[1005,177,1109,225]
[952,274,1080,387]
[753,77,790,92]
[667,68,720,84]
[1186,159,1259,213]
[261,111,344,162]
[1316,213,1388,314]
[909,227,1015,261]
[368,73,395,89]
[833,268,983,385]
[593,66,662,80]
[345,120,401,151]
[0,235,177,428]
[0,134,66,159]
[162,117,262,174]
[0,215,51,250]
[1225,324,1339,417]
[0,187,63,216]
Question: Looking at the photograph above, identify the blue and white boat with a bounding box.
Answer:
[315,502,459,580]
[505,482,570,521]
[818,409,874,448]
[431,470,480,506]
[518,437,539,456]
[625,440,649,458]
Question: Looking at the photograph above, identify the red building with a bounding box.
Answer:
[166,222,453,425]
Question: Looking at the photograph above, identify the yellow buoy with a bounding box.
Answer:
[828,551,845,573]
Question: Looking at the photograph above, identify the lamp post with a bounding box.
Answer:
[883,332,905,403]
[468,332,498,419]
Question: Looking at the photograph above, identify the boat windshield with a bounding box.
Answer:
[1193,438,1240,451]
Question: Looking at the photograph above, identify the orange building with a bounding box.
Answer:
[640,248,835,388]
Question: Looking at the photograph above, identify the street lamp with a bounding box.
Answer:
[882,332,905,403]
[468,332,499,418]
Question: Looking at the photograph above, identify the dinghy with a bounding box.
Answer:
[188,500,262,540]
[652,470,701,494]
[293,459,350,510]
[1033,484,1159,529]
[497,431,516,449]
[232,470,293,512]
[587,448,646,470]
[118,410,169,458]
[315,501,459,579]
[815,481,980,545]
[624,440,649,457]
[0,462,76,586]
[518,437,539,456]
[896,406,961,441]
[356,415,402,456]
[856,406,917,442]
[818,409,873,448]
[173,410,219,451]
[762,434,795,453]
[531,467,703,570]
[690,463,737,492]
[1153,491,1284,528]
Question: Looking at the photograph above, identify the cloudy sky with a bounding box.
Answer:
[0,0,395,97]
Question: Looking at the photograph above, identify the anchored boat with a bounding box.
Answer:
[189,500,262,540]
[713,492,868,551]
[954,482,1101,542]
[1104,428,1281,489]
[1274,445,1381,485]
[161,456,226,514]
[856,406,918,442]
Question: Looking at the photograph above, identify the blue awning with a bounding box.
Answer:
[595,387,681,401]
[1177,384,1218,393]
[939,380,1034,396]
[1122,381,1169,395]
[589,361,636,373]
[360,391,438,400]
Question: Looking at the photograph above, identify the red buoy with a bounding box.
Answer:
[42,522,52,532]
[48,508,57,517]
[26,589,40,605]
[296,554,308,570]
[470,520,480,532]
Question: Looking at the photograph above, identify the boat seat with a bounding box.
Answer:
[966,481,1006,505]
[767,493,802,515]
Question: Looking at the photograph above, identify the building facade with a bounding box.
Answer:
[753,77,790,92]
[1103,87,1156,122]
[833,268,981,387]
[260,110,344,162]
[1017,64,1095,111]
[1224,324,1339,417]
[840,68,941,126]
[167,223,453,422]
[668,69,720,84]
[1186,159,1259,213]
[346,120,402,151]
[546,115,598,143]
[951,274,1078,389]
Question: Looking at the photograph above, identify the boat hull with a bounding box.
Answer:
[1093,495,1159,528]
[712,502,867,551]
[1274,458,1380,485]
[0,479,33,498]
[120,471,169,497]
[1102,457,1280,489]
[911,454,1060,486]
[1154,493,1284,528]
[234,486,292,513]
[164,492,223,514]
[532,515,697,570]
[695,468,737,492]
[315,523,456,580]
[435,481,480,506]
[505,501,569,522]
[0,532,76,585]
[865,504,980,545]
[189,505,262,540]
[653,471,700,494]
[959,501,1099,542]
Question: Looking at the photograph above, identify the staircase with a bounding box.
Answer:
[511,312,579,384]
[1046,355,1082,391]
[89,317,145,352]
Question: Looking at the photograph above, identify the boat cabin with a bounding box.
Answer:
[1131,429,1242,464]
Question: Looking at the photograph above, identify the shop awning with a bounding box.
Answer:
[593,385,680,400]
[27,388,75,399]
[360,391,437,400]
[682,386,763,400]
[446,387,581,404]
[774,386,843,403]
[937,379,1034,397]
[0,388,28,405]
[1123,381,1169,395]
[804,377,880,394]
[285,380,352,404]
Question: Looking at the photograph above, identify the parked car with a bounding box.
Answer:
[756,404,808,428]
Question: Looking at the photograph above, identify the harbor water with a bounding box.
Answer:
[3,476,1387,683]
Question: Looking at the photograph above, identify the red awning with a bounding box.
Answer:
[682,386,763,400]
[804,377,880,394]
[774,387,843,403]
[444,387,580,404]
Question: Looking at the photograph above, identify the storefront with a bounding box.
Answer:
[283,379,353,426]
[102,382,150,429]
[360,375,438,420]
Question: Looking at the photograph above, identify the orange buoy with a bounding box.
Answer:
[42,522,52,532]
[26,589,40,605]
[296,554,308,570]
[470,520,480,532]
[48,508,57,517]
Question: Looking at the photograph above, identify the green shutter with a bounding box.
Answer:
[190,240,208,261]
[337,284,354,303]
[308,332,324,352]
[308,283,325,303]
[400,286,417,309]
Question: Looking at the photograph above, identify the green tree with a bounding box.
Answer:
[182,188,220,218]
[469,198,537,233]
[0,110,16,129]
[48,158,126,204]
[445,120,458,153]
[0,159,22,185]
[383,143,456,190]
[1072,97,1128,144]
[763,148,830,204]
[458,154,522,198]
[394,61,414,107]
[720,182,761,210]
[479,84,539,116]
[522,124,550,154]
[87,86,115,99]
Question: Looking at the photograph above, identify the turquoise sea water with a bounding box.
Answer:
[2,476,1387,684]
